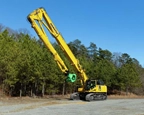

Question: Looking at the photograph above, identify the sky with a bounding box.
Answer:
[0,0,144,66]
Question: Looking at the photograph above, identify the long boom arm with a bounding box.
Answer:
[27,8,88,85]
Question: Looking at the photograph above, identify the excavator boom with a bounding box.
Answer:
[27,8,88,84]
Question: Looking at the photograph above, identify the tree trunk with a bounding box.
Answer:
[20,89,22,97]
[42,83,45,97]
[62,81,65,96]
[31,89,33,97]
[2,84,4,96]
[19,83,22,97]
[35,82,38,97]
[24,84,26,96]
[32,84,36,98]
[9,87,13,97]
[126,86,128,95]
[30,83,33,97]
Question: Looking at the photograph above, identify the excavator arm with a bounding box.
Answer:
[27,7,88,84]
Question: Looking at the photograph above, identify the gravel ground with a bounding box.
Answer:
[0,98,144,115]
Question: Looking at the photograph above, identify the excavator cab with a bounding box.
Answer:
[85,79,104,90]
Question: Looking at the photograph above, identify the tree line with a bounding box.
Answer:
[0,24,144,97]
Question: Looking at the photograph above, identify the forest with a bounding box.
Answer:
[0,24,144,97]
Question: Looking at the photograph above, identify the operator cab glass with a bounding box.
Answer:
[85,80,96,90]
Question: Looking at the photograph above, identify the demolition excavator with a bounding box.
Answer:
[27,7,107,101]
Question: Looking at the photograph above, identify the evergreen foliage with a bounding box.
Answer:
[0,26,143,96]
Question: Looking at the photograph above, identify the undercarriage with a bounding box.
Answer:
[70,92,107,101]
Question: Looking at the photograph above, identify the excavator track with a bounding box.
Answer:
[70,92,107,101]
[85,93,107,101]
[70,92,80,100]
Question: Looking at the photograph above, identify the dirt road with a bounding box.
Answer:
[0,98,144,115]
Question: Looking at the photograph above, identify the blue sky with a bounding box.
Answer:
[0,0,144,66]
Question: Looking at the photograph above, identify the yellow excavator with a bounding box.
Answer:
[27,7,107,101]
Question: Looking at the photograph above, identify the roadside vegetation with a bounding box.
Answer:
[0,24,144,97]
